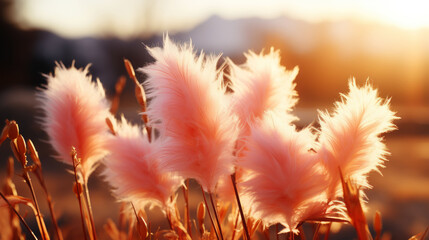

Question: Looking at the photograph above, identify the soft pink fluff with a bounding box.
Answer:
[140,36,238,192]
[317,80,397,197]
[218,50,299,202]
[229,49,299,130]
[103,117,182,210]
[38,63,110,181]
[238,112,329,233]
[216,168,249,205]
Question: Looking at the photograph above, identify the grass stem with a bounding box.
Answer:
[83,182,98,240]
[0,191,39,240]
[230,173,251,240]
[312,224,320,240]
[323,223,331,240]
[231,209,239,240]
[200,186,220,240]
[182,179,192,238]
[34,170,63,240]
[209,191,224,240]
[23,172,48,240]
[71,149,88,240]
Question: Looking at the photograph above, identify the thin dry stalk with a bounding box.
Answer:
[104,218,124,240]
[127,219,135,240]
[200,186,220,240]
[10,132,49,240]
[83,179,98,240]
[420,227,429,240]
[3,157,25,239]
[230,173,251,240]
[22,172,50,240]
[0,191,39,240]
[230,209,239,240]
[312,224,321,240]
[209,192,224,240]
[339,169,372,240]
[28,139,64,240]
[123,59,152,141]
[35,174,63,240]
[409,227,429,240]
[323,223,331,240]
[71,147,89,240]
[182,180,192,238]
[131,203,148,240]
[110,76,127,115]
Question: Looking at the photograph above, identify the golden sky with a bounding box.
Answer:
[9,0,429,38]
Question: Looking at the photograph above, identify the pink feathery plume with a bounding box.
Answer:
[216,168,252,208]
[140,36,238,192]
[229,48,299,130]
[317,80,398,198]
[37,62,110,181]
[103,117,182,210]
[238,112,329,233]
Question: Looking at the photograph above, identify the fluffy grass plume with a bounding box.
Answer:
[103,117,182,210]
[217,49,299,211]
[140,36,238,192]
[229,49,299,130]
[239,112,329,233]
[37,62,110,181]
[317,80,398,197]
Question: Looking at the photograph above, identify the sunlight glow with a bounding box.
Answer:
[8,0,429,38]
[361,0,429,30]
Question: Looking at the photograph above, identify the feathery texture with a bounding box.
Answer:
[216,169,252,208]
[37,63,110,181]
[103,117,182,210]
[229,49,299,130]
[238,112,329,233]
[317,80,397,197]
[140,36,238,191]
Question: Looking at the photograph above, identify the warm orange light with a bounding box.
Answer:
[8,0,429,38]
[370,1,429,30]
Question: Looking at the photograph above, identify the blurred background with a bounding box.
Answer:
[1,0,428,239]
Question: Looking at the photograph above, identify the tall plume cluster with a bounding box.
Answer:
[36,36,397,236]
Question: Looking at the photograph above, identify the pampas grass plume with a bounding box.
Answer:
[140,36,238,192]
[239,112,329,233]
[103,117,182,210]
[318,80,398,197]
[37,63,110,181]
[229,49,299,129]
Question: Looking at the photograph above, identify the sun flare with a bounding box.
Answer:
[9,0,429,38]
[369,0,429,29]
